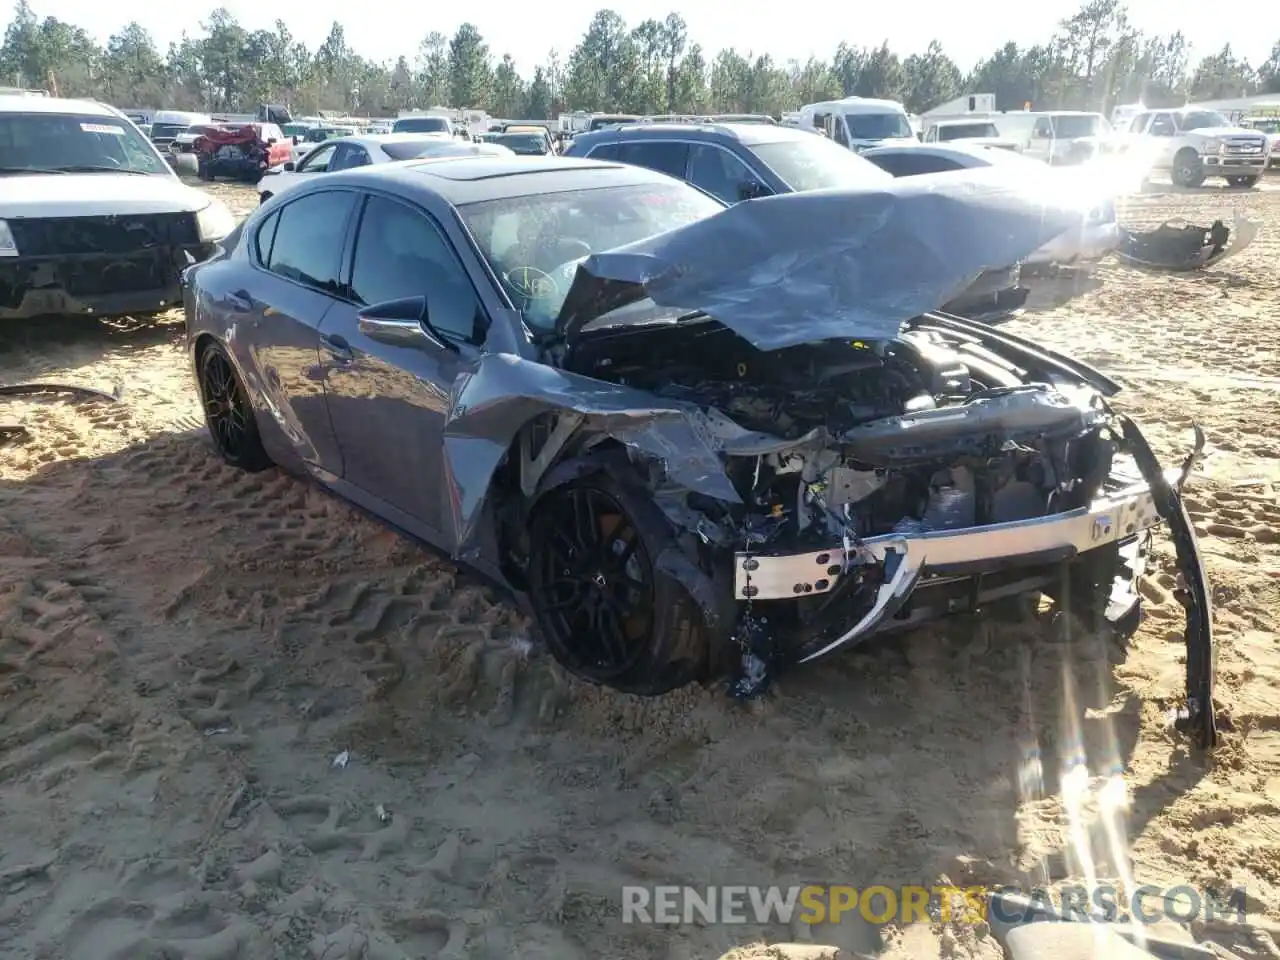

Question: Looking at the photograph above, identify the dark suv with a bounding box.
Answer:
[564,123,1030,321]
[562,121,889,203]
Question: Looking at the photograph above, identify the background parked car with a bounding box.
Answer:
[258,134,515,202]
[0,93,234,321]
[195,122,290,184]
[490,131,553,155]
[390,115,453,136]
[564,122,1028,320]
[860,142,1121,265]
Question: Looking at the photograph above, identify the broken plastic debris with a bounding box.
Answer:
[375,804,391,823]
[205,726,233,737]
[332,750,350,769]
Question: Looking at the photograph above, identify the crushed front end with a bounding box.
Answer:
[0,213,212,320]
[557,312,1216,747]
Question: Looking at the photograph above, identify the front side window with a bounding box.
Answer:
[1150,114,1176,136]
[0,111,171,175]
[263,191,355,293]
[748,135,891,191]
[349,195,482,342]
[297,143,338,173]
[458,180,723,332]
[687,144,756,204]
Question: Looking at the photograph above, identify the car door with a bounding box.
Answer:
[240,189,358,474]
[318,192,488,537]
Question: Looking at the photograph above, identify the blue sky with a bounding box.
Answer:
[15,0,1280,76]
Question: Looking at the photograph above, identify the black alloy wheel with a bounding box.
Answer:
[528,483,654,682]
[199,345,271,472]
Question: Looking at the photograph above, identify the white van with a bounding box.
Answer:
[993,111,1111,164]
[798,97,917,152]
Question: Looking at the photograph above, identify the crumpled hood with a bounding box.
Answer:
[554,167,1084,352]
[0,172,210,218]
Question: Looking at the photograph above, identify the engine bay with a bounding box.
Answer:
[563,317,1118,544]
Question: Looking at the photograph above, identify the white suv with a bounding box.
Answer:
[0,95,235,321]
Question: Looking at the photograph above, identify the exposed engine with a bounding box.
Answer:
[563,317,1117,547]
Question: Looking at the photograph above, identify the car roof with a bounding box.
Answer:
[570,121,815,149]
[316,155,679,205]
[0,95,118,116]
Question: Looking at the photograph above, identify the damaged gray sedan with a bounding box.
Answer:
[182,155,1217,747]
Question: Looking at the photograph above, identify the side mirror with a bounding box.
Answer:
[283,161,295,172]
[267,138,277,145]
[738,179,770,201]
[357,295,459,353]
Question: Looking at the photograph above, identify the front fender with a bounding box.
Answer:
[441,353,784,561]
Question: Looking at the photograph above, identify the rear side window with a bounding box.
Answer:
[615,141,689,178]
[254,210,279,264]
[263,191,355,293]
[586,142,620,160]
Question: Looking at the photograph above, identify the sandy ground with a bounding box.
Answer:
[1,177,1279,960]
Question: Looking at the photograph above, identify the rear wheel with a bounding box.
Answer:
[526,474,714,695]
[198,343,271,472]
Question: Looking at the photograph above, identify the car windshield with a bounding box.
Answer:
[844,112,914,139]
[0,111,170,175]
[1178,111,1229,132]
[393,116,451,134]
[458,180,724,332]
[494,133,548,154]
[282,123,311,137]
[1051,114,1108,137]
[938,122,999,140]
[748,136,892,192]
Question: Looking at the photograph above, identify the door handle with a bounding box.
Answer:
[320,334,353,364]
[225,289,253,312]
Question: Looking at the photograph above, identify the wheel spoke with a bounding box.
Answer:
[528,485,656,678]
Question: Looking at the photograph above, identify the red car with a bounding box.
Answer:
[195,122,291,184]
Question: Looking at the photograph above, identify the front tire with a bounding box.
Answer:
[1172,149,1205,188]
[198,342,271,472]
[1226,176,1259,188]
[526,473,714,696]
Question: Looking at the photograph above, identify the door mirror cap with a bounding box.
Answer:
[283,161,295,171]
[738,179,770,201]
[357,295,458,353]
